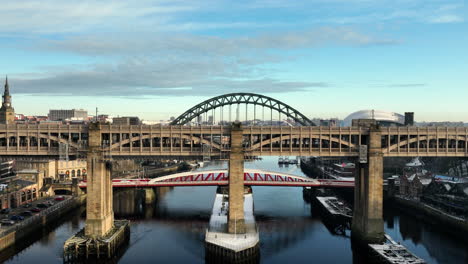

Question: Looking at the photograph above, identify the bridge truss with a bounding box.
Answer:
[78,169,354,188]
[170,93,316,126]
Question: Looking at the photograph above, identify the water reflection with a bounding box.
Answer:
[384,206,468,264]
[113,188,321,261]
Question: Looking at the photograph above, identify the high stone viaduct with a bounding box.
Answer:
[1,93,468,244]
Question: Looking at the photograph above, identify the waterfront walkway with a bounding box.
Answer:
[0,196,73,237]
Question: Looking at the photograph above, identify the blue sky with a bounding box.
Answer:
[0,0,467,121]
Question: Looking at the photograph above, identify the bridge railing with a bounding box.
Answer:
[0,197,76,237]
[0,146,63,153]
[384,126,468,133]
[109,147,224,154]
[0,124,86,131]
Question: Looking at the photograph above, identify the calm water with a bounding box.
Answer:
[3,157,468,264]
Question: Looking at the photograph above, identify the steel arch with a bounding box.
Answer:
[170,93,315,126]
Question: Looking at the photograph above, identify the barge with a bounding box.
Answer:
[315,196,352,221]
[369,235,426,264]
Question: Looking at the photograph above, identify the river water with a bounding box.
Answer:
[2,157,468,264]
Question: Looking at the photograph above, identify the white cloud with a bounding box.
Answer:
[39,27,397,56]
[0,0,196,33]
[4,26,397,97]
[1,0,465,35]
[429,15,464,24]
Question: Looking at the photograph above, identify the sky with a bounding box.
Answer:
[0,0,467,122]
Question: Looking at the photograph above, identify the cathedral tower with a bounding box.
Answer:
[0,76,15,124]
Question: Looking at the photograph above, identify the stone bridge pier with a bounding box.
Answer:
[352,125,385,244]
[228,122,246,234]
[84,122,114,238]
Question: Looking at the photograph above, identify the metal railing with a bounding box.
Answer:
[0,197,76,237]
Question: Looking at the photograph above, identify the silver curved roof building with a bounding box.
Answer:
[343,110,405,127]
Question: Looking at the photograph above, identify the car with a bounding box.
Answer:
[31,207,41,213]
[10,215,24,221]
[22,203,32,208]
[55,196,65,201]
[0,219,15,225]
[36,203,49,209]
[46,201,54,206]
[19,211,33,217]
[0,208,11,214]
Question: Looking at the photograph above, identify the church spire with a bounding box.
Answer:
[4,76,9,96]
[0,75,14,124]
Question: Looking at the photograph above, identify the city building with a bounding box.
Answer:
[0,178,38,209]
[208,115,214,125]
[14,114,49,124]
[113,116,141,125]
[15,159,87,181]
[0,160,15,179]
[421,178,468,217]
[48,109,88,121]
[97,114,111,123]
[0,76,15,124]
[399,174,432,199]
[416,121,466,127]
[343,110,413,127]
[320,119,339,126]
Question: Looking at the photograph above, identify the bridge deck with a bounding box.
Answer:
[0,124,467,158]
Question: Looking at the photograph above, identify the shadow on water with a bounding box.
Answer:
[205,247,260,264]
[113,187,345,263]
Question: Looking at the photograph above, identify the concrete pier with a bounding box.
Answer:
[205,187,259,260]
[352,125,385,244]
[144,188,156,205]
[63,220,130,262]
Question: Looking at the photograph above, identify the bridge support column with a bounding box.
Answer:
[144,188,156,205]
[228,122,246,234]
[352,126,385,244]
[71,177,83,196]
[85,122,114,238]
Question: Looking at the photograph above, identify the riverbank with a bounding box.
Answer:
[389,195,468,237]
[0,195,86,252]
[125,162,194,179]
[145,164,183,178]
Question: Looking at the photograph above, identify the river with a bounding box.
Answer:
[2,156,467,264]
